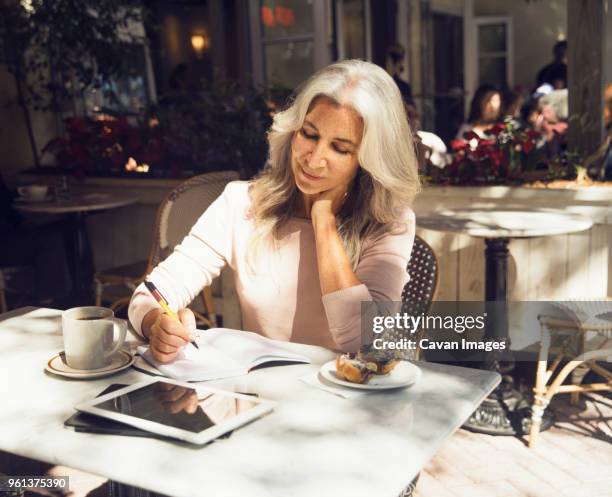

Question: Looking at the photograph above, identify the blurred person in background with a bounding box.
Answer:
[455,84,503,139]
[502,89,525,127]
[385,43,414,106]
[584,83,612,179]
[533,89,568,158]
[536,40,567,90]
[523,97,542,128]
[405,103,450,170]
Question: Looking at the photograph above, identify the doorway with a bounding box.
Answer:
[432,12,464,144]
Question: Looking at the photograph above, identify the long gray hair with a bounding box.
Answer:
[248,59,421,270]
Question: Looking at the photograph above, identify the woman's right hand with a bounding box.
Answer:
[142,308,196,363]
[154,382,199,414]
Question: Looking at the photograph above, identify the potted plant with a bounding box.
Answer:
[431,120,542,185]
[41,77,273,179]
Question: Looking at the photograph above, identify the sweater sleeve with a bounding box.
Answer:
[321,209,416,352]
[128,182,238,337]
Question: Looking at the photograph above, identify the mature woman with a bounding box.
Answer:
[128,60,420,363]
[456,84,503,139]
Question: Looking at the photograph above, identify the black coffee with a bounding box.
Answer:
[77,317,102,321]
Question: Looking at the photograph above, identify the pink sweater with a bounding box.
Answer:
[128,181,415,352]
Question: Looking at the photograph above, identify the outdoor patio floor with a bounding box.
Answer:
[414,391,612,497]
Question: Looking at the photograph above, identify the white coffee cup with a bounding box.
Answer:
[18,184,49,200]
[62,306,127,370]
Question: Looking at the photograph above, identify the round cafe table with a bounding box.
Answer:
[417,208,593,435]
[13,193,138,305]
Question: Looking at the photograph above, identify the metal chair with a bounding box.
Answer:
[529,299,612,448]
[390,235,439,497]
[401,234,439,360]
[94,171,239,327]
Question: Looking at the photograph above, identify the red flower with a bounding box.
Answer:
[65,118,92,140]
[66,118,87,134]
[487,147,505,170]
[526,129,540,140]
[521,139,535,154]
[68,144,95,171]
[463,130,480,141]
[473,146,489,161]
[450,139,468,151]
[261,6,275,27]
[275,6,295,27]
[478,138,496,148]
[486,122,506,136]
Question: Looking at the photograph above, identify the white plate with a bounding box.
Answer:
[45,350,134,379]
[320,360,422,390]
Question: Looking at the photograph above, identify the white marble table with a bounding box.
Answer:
[416,208,593,238]
[0,307,500,497]
[12,193,137,214]
[416,207,593,436]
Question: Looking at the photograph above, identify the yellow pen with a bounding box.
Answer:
[144,280,199,349]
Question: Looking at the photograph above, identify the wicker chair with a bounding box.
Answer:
[401,235,439,360]
[94,171,239,327]
[529,299,612,447]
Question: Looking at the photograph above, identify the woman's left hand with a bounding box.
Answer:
[310,183,350,221]
[309,180,362,295]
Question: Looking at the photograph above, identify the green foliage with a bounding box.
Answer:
[148,77,273,177]
[0,0,148,110]
[42,76,273,178]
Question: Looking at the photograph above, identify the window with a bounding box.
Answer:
[251,1,315,89]
[475,17,513,87]
[249,0,332,89]
[83,44,155,117]
[335,0,371,61]
[263,41,315,89]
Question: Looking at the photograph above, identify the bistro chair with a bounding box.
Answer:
[529,299,612,447]
[392,235,438,497]
[94,171,239,327]
[401,234,439,360]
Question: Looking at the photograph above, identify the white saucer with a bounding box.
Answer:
[320,360,422,390]
[45,350,134,379]
[15,195,55,203]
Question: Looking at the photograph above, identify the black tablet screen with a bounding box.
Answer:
[94,381,259,433]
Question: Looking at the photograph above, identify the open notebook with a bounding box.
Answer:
[137,328,311,381]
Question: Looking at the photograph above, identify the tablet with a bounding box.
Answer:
[74,378,276,445]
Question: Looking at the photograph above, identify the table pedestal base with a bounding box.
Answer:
[65,211,95,306]
[463,376,554,436]
[463,238,554,436]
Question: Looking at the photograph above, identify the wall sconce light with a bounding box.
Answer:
[190,34,209,58]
